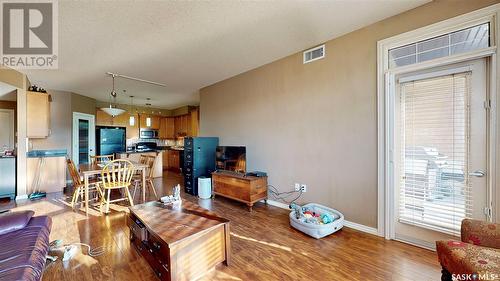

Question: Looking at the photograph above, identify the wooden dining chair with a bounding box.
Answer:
[66,158,100,209]
[97,159,135,214]
[90,154,114,165]
[132,155,158,200]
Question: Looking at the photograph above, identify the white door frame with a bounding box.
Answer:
[72,112,95,166]
[377,4,500,239]
[0,109,15,152]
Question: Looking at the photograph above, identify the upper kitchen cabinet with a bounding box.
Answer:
[95,110,139,139]
[126,113,140,139]
[27,91,50,138]
[189,109,199,137]
[114,113,139,139]
[159,117,175,139]
[174,114,189,137]
[96,109,113,126]
[139,114,160,130]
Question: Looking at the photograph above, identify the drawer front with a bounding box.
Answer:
[147,234,170,267]
[131,231,171,280]
[131,237,170,281]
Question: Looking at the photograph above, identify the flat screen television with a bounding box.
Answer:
[216,146,246,173]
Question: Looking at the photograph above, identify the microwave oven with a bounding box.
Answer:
[140,129,159,139]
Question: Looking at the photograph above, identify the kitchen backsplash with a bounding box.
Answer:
[126,138,183,148]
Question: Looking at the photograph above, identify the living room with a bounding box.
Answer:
[1,1,499,280]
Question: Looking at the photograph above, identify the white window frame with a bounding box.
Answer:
[377,4,500,239]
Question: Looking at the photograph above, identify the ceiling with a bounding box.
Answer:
[24,0,429,109]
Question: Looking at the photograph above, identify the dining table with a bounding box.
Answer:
[78,161,149,216]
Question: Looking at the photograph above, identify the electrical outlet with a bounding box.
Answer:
[300,184,307,192]
[294,183,301,191]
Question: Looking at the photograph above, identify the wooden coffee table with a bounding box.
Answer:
[128,201,230,281]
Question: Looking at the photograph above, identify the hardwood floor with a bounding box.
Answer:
[0,171,441,280]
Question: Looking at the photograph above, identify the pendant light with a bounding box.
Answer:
[101,74,125,117]
[129,95,135,126]
[145,98,152,127]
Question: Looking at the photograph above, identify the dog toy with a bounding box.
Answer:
[320,213,335,224]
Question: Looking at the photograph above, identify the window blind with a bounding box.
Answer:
[399,72,472,236]
[389,23,490,69]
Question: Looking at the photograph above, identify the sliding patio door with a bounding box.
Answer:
[394,59,489,248]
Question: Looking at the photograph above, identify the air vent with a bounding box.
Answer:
[303,44,325,64]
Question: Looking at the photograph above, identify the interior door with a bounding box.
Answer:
[394,59,488,248]
[72,112,95,166]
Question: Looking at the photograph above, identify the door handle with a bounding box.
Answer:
[469,170,486,177]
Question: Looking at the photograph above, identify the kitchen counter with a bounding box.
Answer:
[122,149,161,154]
[0,155,16,159]
[27,150,66,194]
[123,147,184,154]
[116,151,163,178]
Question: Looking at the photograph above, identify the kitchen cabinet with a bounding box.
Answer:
[162,150,169,170]
[96,110,139,139]
[126,113,140,139]
[189,109,199,137]
[139,114,160,130]
[159,117,175,139]
[96,109,113,126]
[167,150,180,172]
[27,91,50,138]
[174,114,190,137]
[115,113,139,139]
[112,113,129,127]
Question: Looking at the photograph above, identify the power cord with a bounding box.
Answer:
[70,242,105,257]
[268,184,303,206]
[49,240,105,261]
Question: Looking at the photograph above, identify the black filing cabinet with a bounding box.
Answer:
[183,137,219,196]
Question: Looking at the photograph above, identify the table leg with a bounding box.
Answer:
[142,167,146,203]
[84,174,89,216]
[224,223,231,266]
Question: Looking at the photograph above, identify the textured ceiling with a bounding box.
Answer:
[23,0,429,109]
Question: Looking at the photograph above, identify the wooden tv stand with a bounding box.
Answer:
[211,171,268,211]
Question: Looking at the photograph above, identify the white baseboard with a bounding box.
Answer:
[15,194,28,201]
[395,234,436,251]
[263,199,290,210]
[343,220,379,236]
[263,200,379,236]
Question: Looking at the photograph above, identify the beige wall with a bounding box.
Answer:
[30,90,72,155]
[200,0,500,228]
[72,93,96,115]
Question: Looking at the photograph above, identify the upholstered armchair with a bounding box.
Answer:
[436,219,500,281]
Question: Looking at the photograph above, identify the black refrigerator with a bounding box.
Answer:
[183,137,219,196]
[96,126,126,156]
